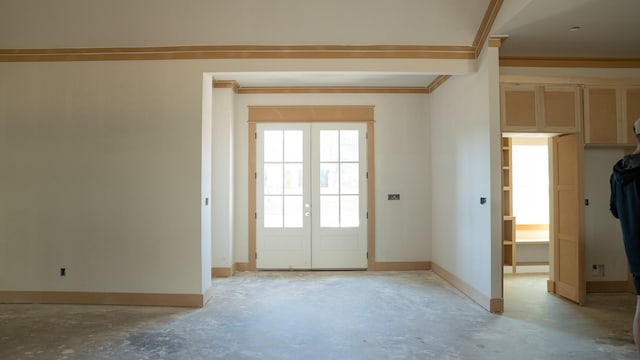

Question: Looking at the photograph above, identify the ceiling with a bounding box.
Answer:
[217,0,640,89]
[493,0,640,59]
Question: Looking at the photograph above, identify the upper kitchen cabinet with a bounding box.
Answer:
[625,87,640,145]
[501,84,580,134]
[584,86,640,146]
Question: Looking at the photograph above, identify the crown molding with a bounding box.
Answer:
[473,0,504,57]
[488,36,509,48]
[213,80,240,92]
[500,57,640,68]
[426,75,452,93]
[236,86,429,94]
[0,45,475,62]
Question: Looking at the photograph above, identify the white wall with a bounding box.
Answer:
[430,44,501,302]
[201,74,213,291]
[233,93,431,264]
[0,61,207,295]
[212,88,235,269]
[584,148,628,282]
[516,243,549,263]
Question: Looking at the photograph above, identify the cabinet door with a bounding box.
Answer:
[501,85,538,132]
[584,87,619,145]
[625,87,640,145]
[543,86,580,133]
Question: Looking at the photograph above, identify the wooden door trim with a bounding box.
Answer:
[248,106,375,271]
[248,105,374,123]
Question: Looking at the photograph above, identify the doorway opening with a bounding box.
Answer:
[503,135,551,275]
[503,132,585,305]
[246,105,376,272]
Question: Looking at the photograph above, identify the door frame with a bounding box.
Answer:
[247,105,375,271]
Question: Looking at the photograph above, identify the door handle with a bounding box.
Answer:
[305,203,311,217]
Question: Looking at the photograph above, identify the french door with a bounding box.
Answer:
[256,122,367,269]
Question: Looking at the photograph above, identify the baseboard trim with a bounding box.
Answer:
[432,262,503,313]
[211,267,233,278]
[547,280,556,293]
[234,262,250,272]
[586,281,634,293]
[370,261,431,271]
[0,291,206,307]
[489,298,504,313]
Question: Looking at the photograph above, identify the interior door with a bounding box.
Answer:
[256,122,367,269]
[552,133,585,304]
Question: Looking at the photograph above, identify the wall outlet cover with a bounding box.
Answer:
[591,264,605,277]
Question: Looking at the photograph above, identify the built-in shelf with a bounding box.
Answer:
[502,138,516,272]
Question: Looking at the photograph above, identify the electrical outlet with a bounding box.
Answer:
[388,194,400,200]
[591,264,604,277]
[60,268,66,277]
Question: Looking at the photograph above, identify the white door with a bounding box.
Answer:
[311,123,368,269]
[256,122,367,269]
[256,123,311,269]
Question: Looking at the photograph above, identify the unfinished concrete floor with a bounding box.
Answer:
[0,271,637,359]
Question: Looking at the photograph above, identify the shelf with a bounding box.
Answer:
[516,239,549,245]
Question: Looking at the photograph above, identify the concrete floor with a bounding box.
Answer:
[0,271,637,359]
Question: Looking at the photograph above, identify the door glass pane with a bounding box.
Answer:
[264,164,283,195]
[284,196,303,228]
[320,163,339,194]
[320,195,340,227]
[264,131,283,162]
[340,196,359,227]
[320,130,339,162]
[264,196,283,228]
[319,129,361,228]
[262,127,308,230]
[340,130,359,162]
[284,163,303,195]
[284,130,303,162]
[340,163,359,195]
